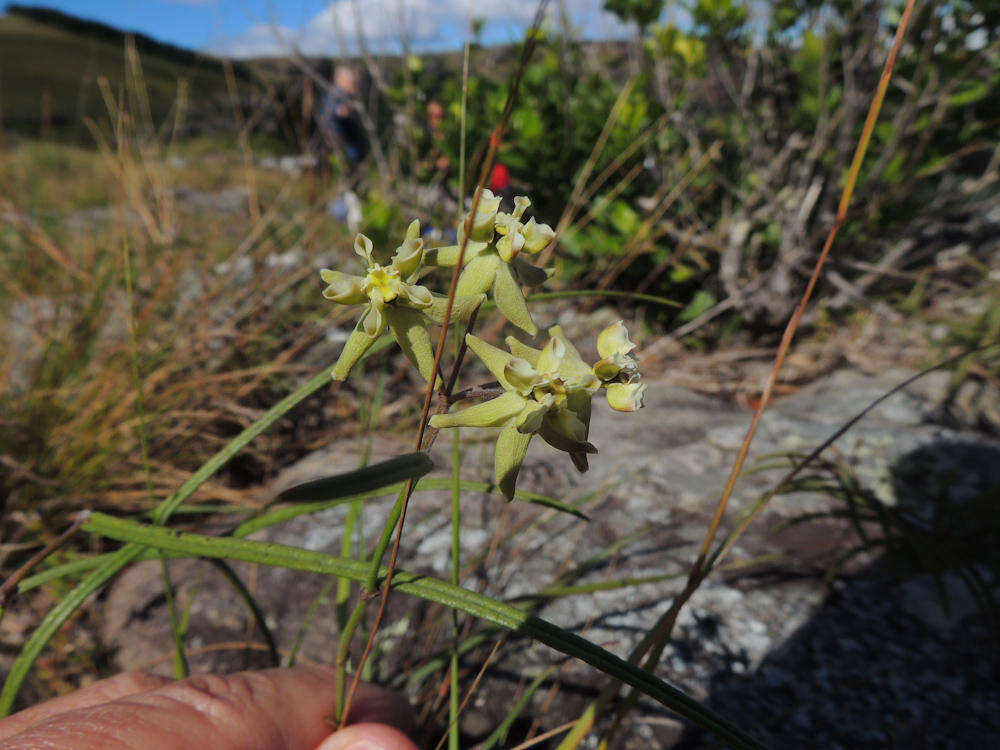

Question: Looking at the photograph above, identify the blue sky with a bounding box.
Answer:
[20,1,645,58]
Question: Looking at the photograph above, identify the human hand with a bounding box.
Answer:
[0,666,417,750]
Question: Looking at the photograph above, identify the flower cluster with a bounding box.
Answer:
[591,320,647,413]
[429,322,646,499]
[320,220,483,383]
[320,201,645,500]
[425,189,554,336]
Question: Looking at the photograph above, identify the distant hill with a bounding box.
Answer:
[0,4,257,140]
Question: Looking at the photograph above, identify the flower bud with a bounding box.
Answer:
[606,382,647,412]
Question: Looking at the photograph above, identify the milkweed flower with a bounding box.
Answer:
[321,220,483,382]
[429,327,601,499]
[592,320,647,412]
[424,190,554,336]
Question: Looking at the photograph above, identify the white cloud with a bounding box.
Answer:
[209,0,638,59]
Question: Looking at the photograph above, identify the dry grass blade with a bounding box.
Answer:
[0,512,89,611]
[691,0,918,578]
[556,1,920,746]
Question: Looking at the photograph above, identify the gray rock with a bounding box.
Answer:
[98,367,1000,748]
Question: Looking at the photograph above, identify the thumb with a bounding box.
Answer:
[1,666,415,750]
[316,723,418,750]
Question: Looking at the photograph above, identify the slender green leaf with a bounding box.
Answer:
[207,559,280,668]
[18,479,589,597]
[2,365,339,715]
[81,513,764,750]
[274,452,434,504]
[481,666,556,750]
[521,289,682,309]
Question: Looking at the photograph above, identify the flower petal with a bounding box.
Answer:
[464,188,501,242]
[511,256,551,287]
[511,195,530,221]
[404,217,421,242]
[362,295,388,338]
[466,334,517,389]
[495,233,515,263]
[430,391,525,429]
[597,320,637,359]
[385,305,439,386]
[606,382,647,412]
[505,336,542,367]
[392,220,424,278]
[400,282,433,308]
[547,325,596,386]
[536,336,566,374]
[493,261,537,335]
[515,394,551,434]
[455,253,500,297]
[504,357,540,395]
[423,244,460,267]
[423,293,485,324]
[331,320,377,381]
[354,233,374,265]
[495,420,532,500]
[521,218,555,254]
[538,414,598,456]
[320,270,367,305]
[423,240,490,267]
[592,356,622,382]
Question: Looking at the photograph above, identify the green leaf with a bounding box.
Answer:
[19,481,589,595]
[949,81,989,108]
[495,421,533,500]
[80,513,765,750]
[481,666,556,749]
[385,306,439,385]
[493,261,538,335]
[274,452,434,504]
[670,264,695,283]
[1,363,341,715]
[608,200,640,236]
[523,289,681,309]
[678,290,717,322]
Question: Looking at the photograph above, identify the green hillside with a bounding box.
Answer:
[0,7,248,139]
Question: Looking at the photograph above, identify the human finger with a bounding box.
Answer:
[0,671,170,742]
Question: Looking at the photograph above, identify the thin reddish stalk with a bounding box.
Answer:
[557,1,918,745]
[340,2,550,724]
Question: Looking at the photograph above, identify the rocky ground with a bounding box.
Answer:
[94,362,1000,748]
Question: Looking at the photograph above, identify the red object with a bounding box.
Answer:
[488,163,511,191]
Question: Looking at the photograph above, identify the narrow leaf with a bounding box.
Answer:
[2,364,341,713]
[276,452,434,504]
[81,513,765,750]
